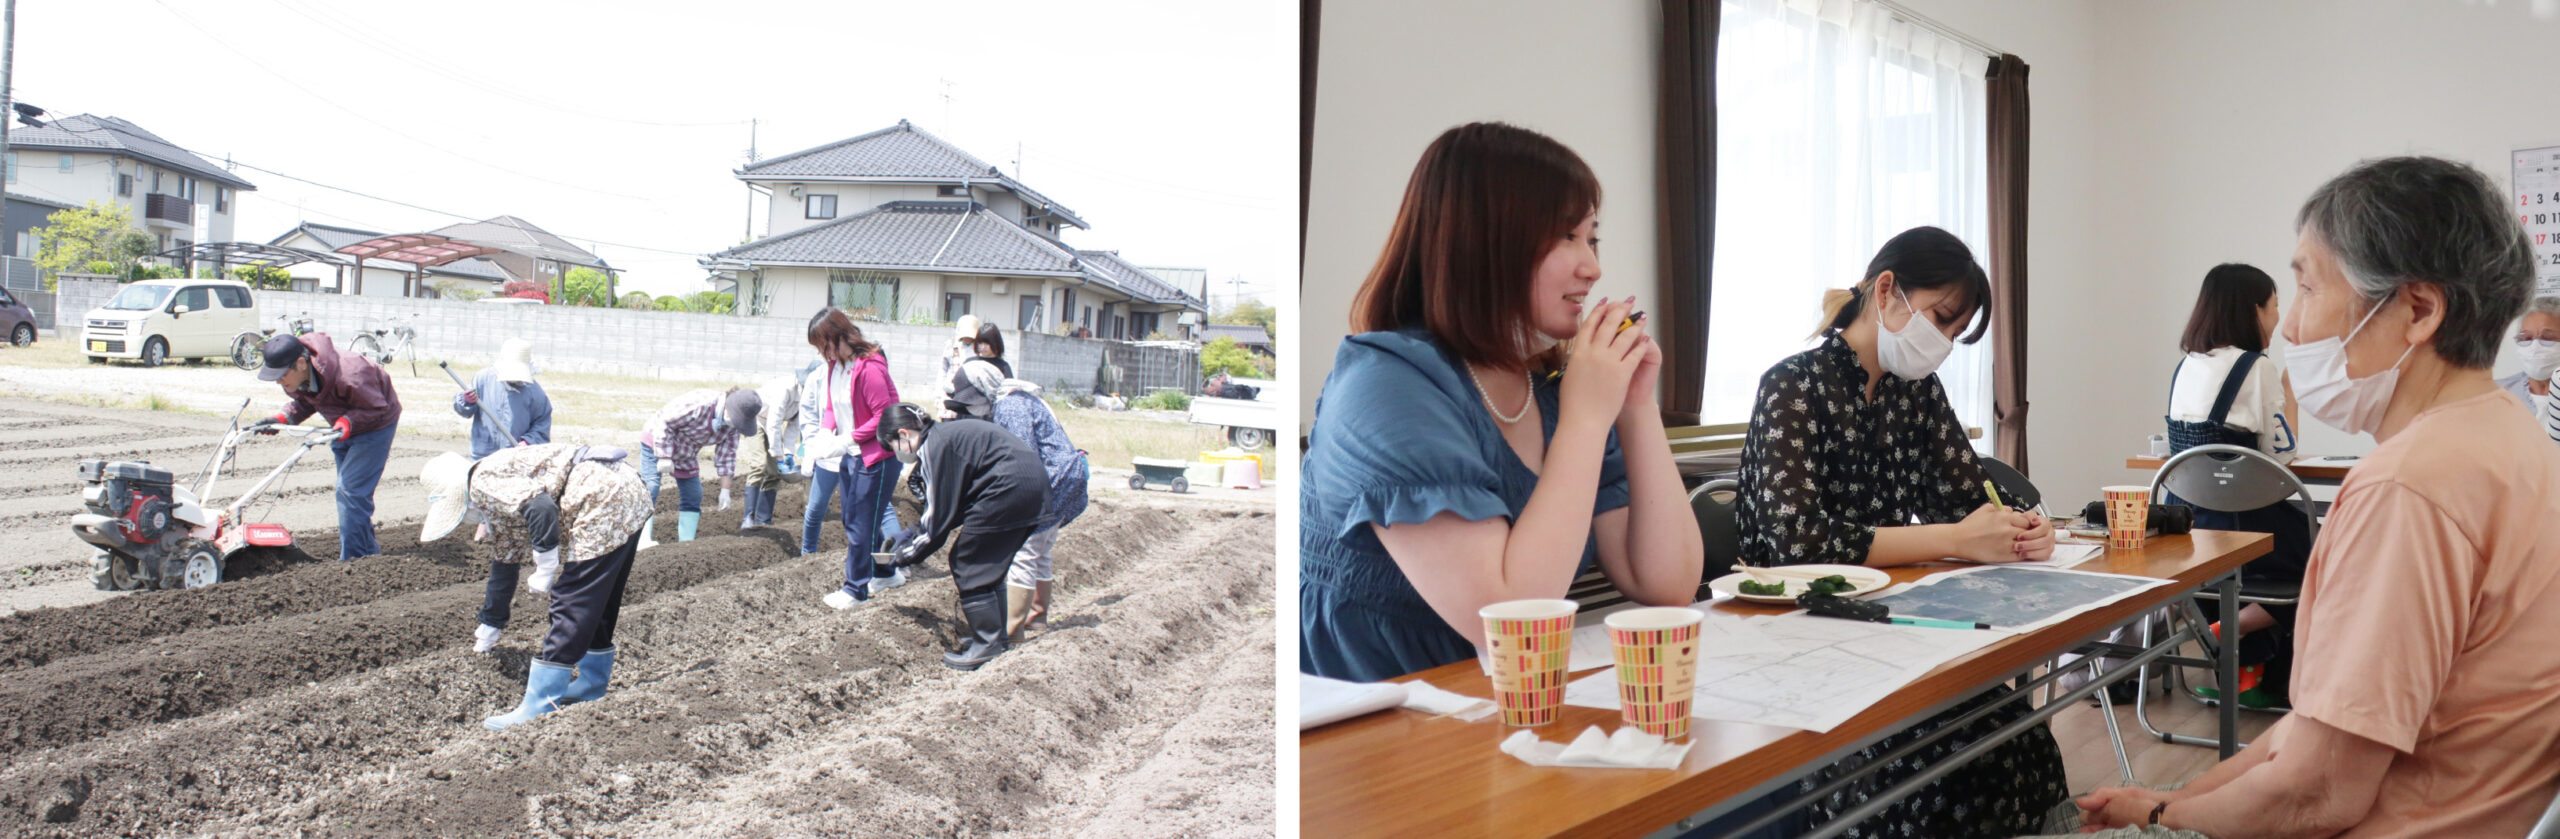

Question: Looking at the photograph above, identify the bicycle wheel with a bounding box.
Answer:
[349,334,385,365]
[231,332,265,371]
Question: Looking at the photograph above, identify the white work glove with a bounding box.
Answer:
[719,487,733,511]
[526,547,560,594]
[473,522,492,543]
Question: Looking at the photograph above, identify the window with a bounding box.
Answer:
[57,153,71,173]
[938,184,967,197]
[944,292,972,323]
[216,187,229,214]
[1134,312,1161,338]
[3,153,13,184]
[1019,295,1041,331]
[805,194,837,219]
[214,286,252,308]
[1056,288,1078,331]
[117,174,133,197]
[181,178,198,201]
[1082,306,1093,330]
[151,170,162,194]
[173,286,210,313]
[1114,316,1126,340]
[829,270,899,320]
[1703,0,1994,449]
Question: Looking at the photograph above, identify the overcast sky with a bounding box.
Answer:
[9,0,1291,304]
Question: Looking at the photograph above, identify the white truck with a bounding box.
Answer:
[1190,376,1277,450]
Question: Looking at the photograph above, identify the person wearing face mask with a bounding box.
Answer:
[1296,123,1703,690]
[1734,225,2064,836]
[2161,263,2308,708]
[2495,296,2560,442]
[633,387,756,549]
[2060,157,2560,839]
[880,403,1049,671]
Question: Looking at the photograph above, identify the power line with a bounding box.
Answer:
[146,0,652,201]
[261,0,749,130]
[207,152,704,257]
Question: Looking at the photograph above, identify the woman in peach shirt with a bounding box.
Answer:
[2051,157,2560,838]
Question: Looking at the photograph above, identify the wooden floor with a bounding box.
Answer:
[2046,662,2281,793]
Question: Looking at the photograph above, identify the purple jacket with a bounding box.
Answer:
[280,333,402,435]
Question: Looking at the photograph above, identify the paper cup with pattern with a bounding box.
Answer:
[1479,599,1579,726]
[1605,606,1705,739]
[2102,485,2153,550]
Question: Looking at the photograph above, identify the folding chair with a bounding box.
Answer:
[1562,479,1741,611]
[2529,781,2560,839]
[2136,443,2320,749]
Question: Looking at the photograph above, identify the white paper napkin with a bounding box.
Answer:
[1499,725,1691,770]
[1400,680,1499,722]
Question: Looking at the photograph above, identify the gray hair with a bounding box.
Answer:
[2528,296,2560,323]
[2295,156,2535,368]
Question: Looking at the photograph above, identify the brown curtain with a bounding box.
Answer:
[1300,0,1320,288]
[1986,54,2031,472]
[1657,0,1719,424]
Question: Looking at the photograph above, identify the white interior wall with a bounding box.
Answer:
[1300,0,1663,427]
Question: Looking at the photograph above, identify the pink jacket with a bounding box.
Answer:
[845,353,900,467]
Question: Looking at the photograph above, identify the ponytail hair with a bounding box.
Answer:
[877,401,934,441]
[1810,226,1994,344]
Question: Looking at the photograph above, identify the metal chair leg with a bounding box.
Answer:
[2091,659,2138,787]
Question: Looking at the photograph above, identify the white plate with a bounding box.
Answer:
[1706,564,1894,604]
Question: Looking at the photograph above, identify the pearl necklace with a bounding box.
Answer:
[1466,363,1533,424]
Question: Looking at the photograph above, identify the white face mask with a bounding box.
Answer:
[2519,338,2560,381]
[894,433,919,466]
[2286,292,2416,437]
[1874,287,1955,380]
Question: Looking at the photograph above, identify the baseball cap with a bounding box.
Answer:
[256,334,309,382]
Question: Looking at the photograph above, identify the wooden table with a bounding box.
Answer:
[2125,455,2353,485]
[1300,531,2274,839]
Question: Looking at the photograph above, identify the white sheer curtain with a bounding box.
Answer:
[1706,0,1994,451]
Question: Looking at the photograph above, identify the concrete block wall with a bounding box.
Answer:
[242,290,1197,398]
[54,275,120,330]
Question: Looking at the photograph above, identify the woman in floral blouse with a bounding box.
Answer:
[1736,226,2064,837]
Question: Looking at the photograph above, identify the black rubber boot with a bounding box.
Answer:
[942,588,1010,671]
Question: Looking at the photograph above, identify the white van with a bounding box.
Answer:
[81,279,261,367]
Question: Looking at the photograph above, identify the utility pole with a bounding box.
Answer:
[2,0,16,273]
[939,78,954,127]
[743,118,758,242]
[1225,275,1249,314]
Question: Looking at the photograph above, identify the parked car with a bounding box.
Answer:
[0,286,36,348]
[81,279,260,367]
[1190,375,1277,450]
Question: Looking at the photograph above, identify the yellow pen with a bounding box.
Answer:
[1983,479,2006,510]
[1616,311,1646,334]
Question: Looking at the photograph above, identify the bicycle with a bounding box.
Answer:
[229,311,317,371]
[349,311,424,377]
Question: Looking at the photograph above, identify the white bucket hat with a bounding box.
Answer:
[418,452,475,542]
[491,338,537,383]
[954,314,982,341]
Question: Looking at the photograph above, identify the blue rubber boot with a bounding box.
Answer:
[484,659,576,731]
[677,511,700,542]
[559,646,616,705]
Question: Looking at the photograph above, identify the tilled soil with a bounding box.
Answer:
[0,480,1273,837]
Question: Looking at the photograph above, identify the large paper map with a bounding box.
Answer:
[1563,613,2000,733]
[1862,565,2170,633]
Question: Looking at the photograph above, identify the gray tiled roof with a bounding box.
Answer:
[1203,323,1273,347]
[5,192,75,211]
[430,215,610,268]
[739,120,1086,230]
[11,115,257,190]
[1077,250,1202,307]
[267,222,511,281]
[710,201,1079,276]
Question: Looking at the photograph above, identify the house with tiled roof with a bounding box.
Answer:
[6,114,257,258]
[267,221,514,296]
[703,120,1204,339]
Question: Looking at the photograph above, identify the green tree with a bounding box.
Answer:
[653,294,691,312]
[31,202,150,284]
[619,291,654,310]
[1200,336,1263,379]
[1214,298,1274,332]
[560,267,615,307]
[230,264,294,290]
[685,291,734,314]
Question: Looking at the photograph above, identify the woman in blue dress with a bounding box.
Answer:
[1300,122,1704,684]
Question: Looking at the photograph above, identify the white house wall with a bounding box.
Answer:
[8,150,239,247]
[761,183,939,238]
